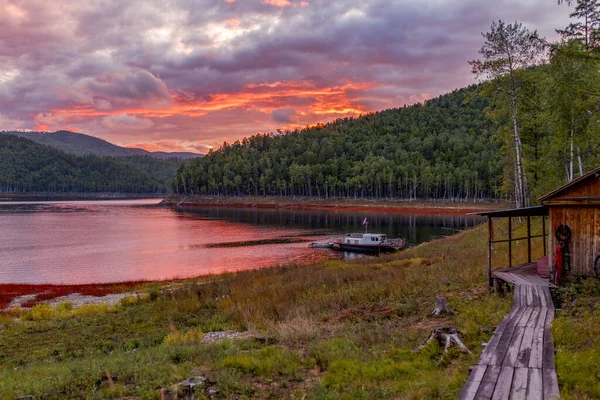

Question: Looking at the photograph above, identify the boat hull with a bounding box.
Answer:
[334,243,403,254]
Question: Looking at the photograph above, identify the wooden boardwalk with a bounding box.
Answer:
[459,263,559,400]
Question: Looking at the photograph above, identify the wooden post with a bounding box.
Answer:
[508,217,512,268]
[542,216,547,256]
[527,215,532,263]
[488,217,493,289]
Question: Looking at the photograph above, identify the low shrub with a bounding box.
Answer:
[22,304,55,321]
[163,327,204,345]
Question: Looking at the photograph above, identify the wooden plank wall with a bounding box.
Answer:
[556,177,600,198]
[549,206,600,276]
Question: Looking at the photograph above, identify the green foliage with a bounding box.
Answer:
[174,86,503,200]
[221,345,303,378]
[0,134,184,194]
[554,279,600,399]
[309,338,362,369]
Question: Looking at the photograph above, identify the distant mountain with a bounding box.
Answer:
[0,130,202,159]
[0,134,184,194]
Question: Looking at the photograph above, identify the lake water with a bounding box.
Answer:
[0,199,484,284]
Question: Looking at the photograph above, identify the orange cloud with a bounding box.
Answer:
[262,0,291,7]
[34,79,378,150]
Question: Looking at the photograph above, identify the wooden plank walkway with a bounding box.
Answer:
[459,263,560,400]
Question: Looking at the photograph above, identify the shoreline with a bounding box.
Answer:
[0,192,165,202]
[0,197,504,308]
[161,194,508,216]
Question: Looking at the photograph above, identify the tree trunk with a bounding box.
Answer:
[569,110,575,182]
[578,146,584,177]
[510,80,528,207]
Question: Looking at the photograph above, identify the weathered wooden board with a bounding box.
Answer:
[516,327,535,368]
[543,328,556,370]
[502,326,525,367]
[458,365,488,400]
[528,325,545,369]
[526,285,534,307]
[527,368,543,400]
[510,367,529,400]
[543,367,560,400]
[476,365,502,400]
[491,366,514,400]
[516,307,534,327]
[478,307,523,366]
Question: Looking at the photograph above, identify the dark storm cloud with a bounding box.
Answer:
[0,0,570,150]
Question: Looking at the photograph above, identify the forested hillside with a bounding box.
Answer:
[174,86,503,200]
[0,135,182,193]
[0,130,201,159]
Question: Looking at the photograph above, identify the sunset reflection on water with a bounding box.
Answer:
[0,199,482,285]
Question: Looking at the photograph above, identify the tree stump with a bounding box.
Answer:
[415,327,471,354]
[432,296,454,316]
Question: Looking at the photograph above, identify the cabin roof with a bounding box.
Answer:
[470,205,548,218]
[538,166,600,202]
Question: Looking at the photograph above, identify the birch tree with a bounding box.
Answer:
[469,20,544,208]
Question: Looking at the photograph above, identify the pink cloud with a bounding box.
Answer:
[101,114,154,130]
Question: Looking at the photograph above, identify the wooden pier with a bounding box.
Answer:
[459,263,559,400]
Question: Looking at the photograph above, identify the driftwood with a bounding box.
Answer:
[432,296,454,316]
[415,327,471,354]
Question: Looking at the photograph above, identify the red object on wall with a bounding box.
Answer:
[554,244,565,286]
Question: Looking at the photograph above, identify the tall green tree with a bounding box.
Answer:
[557,0,600,51]
[546,39,600,183]
[470,20,545,208]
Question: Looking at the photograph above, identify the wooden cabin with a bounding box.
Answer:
[539,166,600,277]
[474,166,600,287]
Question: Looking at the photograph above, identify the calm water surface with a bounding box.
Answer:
[0,199,484,284]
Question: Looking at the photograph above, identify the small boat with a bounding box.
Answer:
[333,233,405,254]
[309,242,334,249]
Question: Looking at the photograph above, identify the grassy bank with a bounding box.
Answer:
[162,194,508,215]
[0,225,514,399]
[553,279,600,399]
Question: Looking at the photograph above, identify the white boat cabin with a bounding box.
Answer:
[344,233,387,245]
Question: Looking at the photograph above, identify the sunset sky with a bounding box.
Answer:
[1,0,570,153]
